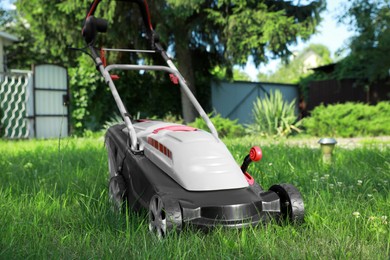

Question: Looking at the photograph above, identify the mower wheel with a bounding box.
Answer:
[108,175,127,213]
[269,183,304,224]
[148,195,182,239]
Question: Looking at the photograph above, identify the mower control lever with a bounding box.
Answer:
[241,146,262,174]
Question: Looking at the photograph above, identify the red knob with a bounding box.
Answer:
[249,146,262,162]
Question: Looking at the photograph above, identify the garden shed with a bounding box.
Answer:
[211,81,299,124]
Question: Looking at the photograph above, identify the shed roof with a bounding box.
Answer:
[0,31,18,44]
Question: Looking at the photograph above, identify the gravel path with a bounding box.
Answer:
[278,136,390,149]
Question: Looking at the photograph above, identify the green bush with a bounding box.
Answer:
[302,102,390,137]
[246,90,301,137]
[189,113,244,138]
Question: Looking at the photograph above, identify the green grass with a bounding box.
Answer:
[0,136,389,259]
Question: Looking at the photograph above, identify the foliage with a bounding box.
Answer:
[211,66,252,81]
[102,112,184,132]
[0,138,389,259]
[189,113,244,138]
[205,1,325,67]
[335,0,390,83]
[258,44,333,84]
[1,0,326,128]
[299,1,390,102]
[247,90,301,137]
[233,69,252,81]
[302,102,390,137]
[150,112,184,125]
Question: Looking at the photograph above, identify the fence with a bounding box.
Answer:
[0,71,32,138]
[0,64,69,139]
[307,79,390,111]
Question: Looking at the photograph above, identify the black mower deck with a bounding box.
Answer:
[106,123,282,229]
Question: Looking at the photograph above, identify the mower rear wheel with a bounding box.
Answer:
[269,183,304,224]
[108,175,127,213]
[148,195,182,239]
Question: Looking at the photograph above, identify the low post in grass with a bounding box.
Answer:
[318,138,337,164]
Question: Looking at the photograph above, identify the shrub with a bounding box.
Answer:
[302,102,390,137]
[150,112,184,124]
[189,113,244,138]
[246,90,301,137]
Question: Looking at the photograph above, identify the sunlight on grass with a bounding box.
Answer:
[0,137,389,258]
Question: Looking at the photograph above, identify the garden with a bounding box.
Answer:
[1,100,389,258]
[1,0,390,258]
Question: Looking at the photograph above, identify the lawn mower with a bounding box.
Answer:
[81,0,304,238]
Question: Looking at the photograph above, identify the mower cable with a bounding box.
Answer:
[68,46,95,60]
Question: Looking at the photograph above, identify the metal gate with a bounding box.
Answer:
[0,64,69,139]
[33,64,69,138]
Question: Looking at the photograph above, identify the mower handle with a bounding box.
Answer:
[82,0,156,47]
[81,0,220,150]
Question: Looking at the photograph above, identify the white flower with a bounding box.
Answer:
[357,180,363,186]
[352,212,360,218]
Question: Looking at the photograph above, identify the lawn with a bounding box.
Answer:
[0,135,389,259]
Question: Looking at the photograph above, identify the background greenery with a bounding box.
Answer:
[189,113,245,138]
[0,137,388,259]
[302,102,390,137]
[1,0,325,127]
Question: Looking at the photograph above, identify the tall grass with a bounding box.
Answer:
[0,136,389,259]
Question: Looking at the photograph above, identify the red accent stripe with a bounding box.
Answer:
[87,0,100,18]
[143,0,154,31]
[153,125,197,134]
[147,136,172,160]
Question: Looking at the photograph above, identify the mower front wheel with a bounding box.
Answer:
[269,183,304,224]
[148,195,182,239]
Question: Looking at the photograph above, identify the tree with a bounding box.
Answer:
[4,0,325,127]
[337,0,390,83]
[257,43,332,83]
[154,0,325,122]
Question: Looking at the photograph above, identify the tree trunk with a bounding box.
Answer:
[174,28,197,123]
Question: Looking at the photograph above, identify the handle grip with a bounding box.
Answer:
[82,0,156,47]
[95,17,108,32]
[82,16,108,45]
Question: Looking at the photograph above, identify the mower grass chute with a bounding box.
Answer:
[81,0,305,237]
